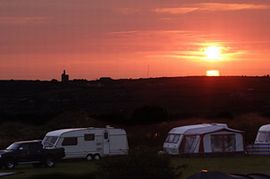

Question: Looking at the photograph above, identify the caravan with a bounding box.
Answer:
[163,123,244,155]
[42,126,129,160]
[246,124,270,155]
[255,124,270,144]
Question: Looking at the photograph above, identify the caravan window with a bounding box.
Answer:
[84,134,95,141]
[211,134,236,152]
[43,136,58,147]
[256,131,270,143]
[165,134,180,144]
[62,137,78,146]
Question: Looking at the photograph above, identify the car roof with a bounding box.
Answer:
[13,140,42,144]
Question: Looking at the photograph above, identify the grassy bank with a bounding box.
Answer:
[4,161,97,179]
[172,156,270,178]
[2,156,270,179]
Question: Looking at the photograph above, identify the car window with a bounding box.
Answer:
[6,143,20,150]
[29,143,42,152]
[19,144,30,151]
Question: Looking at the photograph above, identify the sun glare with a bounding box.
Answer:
[206,70,220,76]
[204,45,222,61]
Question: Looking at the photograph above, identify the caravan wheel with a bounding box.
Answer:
[86,154,93,161]
[93,154,101,160]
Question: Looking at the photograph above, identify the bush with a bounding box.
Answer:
[215,111,234,119]
[28,173,96,179]
[96,112,127,124]
[131,106,168,123]
[95,151,179,179]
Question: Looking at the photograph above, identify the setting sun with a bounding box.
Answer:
[204,45,222,61]
[206,70,220,76]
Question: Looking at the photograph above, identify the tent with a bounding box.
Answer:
[163,124,244,155]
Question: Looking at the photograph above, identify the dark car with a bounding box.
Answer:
[0,140,65,169]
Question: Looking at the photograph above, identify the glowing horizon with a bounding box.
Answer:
[206,70,220,77]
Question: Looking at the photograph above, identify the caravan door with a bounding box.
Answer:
[103,131,110,155]
[183,135,200,153]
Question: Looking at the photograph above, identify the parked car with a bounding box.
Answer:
[0,140,65,169]
[42,126,129,160]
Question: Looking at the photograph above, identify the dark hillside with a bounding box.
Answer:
[1,77,270,124]
[1,77,270,147]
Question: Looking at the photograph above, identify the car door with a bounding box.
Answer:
[29,143,43,162]
[16,143,30,162]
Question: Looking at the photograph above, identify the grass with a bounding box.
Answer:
[2,160,97,179]
[172,156,270,178]
[1,156,270,179]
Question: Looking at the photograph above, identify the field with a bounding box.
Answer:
[2,156,270,179]
[3,160,97,179]
[173,156,270,178]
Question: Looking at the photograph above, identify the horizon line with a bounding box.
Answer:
[1,75,270,82]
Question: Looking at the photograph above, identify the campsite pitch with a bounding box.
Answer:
[173,156,270,178]
[1,156,270,179]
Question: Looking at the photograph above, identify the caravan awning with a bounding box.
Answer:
[184,125,243,135]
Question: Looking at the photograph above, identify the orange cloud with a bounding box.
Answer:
[154,3,270,14]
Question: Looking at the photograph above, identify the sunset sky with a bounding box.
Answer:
[1,0,270,80]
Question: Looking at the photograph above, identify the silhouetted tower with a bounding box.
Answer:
[61,70,69,82]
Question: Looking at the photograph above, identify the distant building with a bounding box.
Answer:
[99,77,113,82]
[61,70,69,82]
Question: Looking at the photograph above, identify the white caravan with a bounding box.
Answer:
[42,126,129,160]
[255,124,270,144]
[163,123,244,155]
[246,124,270,155]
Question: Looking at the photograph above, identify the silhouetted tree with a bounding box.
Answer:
[132,106,168,123]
